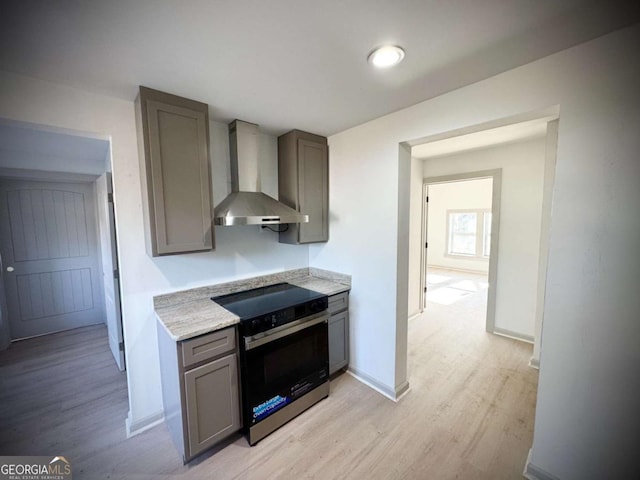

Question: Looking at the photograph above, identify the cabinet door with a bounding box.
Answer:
[329,310,349,374]
[297,138,328,243]
[184,353,240,458]
[137,87,214,256]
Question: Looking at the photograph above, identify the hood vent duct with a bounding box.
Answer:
[214,120,309,226]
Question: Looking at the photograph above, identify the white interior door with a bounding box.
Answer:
[102,173,125,370]
[0,179,104,339]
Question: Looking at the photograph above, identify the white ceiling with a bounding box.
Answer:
[0,1,638,136]
[412,118,550,159]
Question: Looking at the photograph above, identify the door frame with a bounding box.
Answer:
[0,243,9,350]
[421,169,502,334]
[0,164,125,369]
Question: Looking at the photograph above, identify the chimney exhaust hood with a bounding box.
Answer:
[213,120,309,226]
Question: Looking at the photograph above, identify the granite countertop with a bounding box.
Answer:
[155,267,350,341]
[287,276,350,297]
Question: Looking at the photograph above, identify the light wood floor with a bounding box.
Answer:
[0,272,538,479]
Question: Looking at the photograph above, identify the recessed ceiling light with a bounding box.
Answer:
[367,45,405,68]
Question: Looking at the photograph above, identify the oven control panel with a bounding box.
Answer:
[242,296,328,337]
[254,309,293,332]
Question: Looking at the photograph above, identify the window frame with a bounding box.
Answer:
[445,209,492,260]
[482,211,492,258]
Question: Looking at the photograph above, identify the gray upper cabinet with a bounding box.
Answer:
[278,130,328,244]
[135,86,214,256]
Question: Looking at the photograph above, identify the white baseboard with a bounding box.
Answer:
[528,357,540,370]
[523,449,535,480]
[408,311,422,322]
[523,449,561,480]
[493,327,534,344]
[347,367,411,402]
[427,264,488,275]
[125,410,164,438]
[395,381,411,401]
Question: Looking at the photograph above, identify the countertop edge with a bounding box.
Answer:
[156,312,241,342]
[155,270,350,342]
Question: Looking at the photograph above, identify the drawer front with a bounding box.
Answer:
[328,292,349,315]
[182,327,236,369]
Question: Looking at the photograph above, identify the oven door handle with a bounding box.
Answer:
[244,311,328,351]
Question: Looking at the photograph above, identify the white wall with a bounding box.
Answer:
[0,71,310,433]
[426,178,493,274]
[423,139,546,340]
[310,24,640,479]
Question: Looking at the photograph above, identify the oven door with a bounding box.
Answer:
[242,311,329,428]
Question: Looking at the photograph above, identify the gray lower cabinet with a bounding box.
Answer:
[184,354,239,456]
[135,86,214,256]
[278,130,329,244]
[328,292,349,374]
[158,325,241,463]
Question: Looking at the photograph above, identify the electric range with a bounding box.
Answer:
[212,282,330,445]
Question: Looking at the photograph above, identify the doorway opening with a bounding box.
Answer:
[407,109,559,368]
[422,176,497,334]
[0,119,125,371]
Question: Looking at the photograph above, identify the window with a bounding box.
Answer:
[447,210,492,259]
[448,212,477,255]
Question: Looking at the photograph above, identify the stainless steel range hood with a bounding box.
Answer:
[214,120,309,226]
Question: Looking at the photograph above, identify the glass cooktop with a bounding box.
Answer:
[212,283,326,321]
